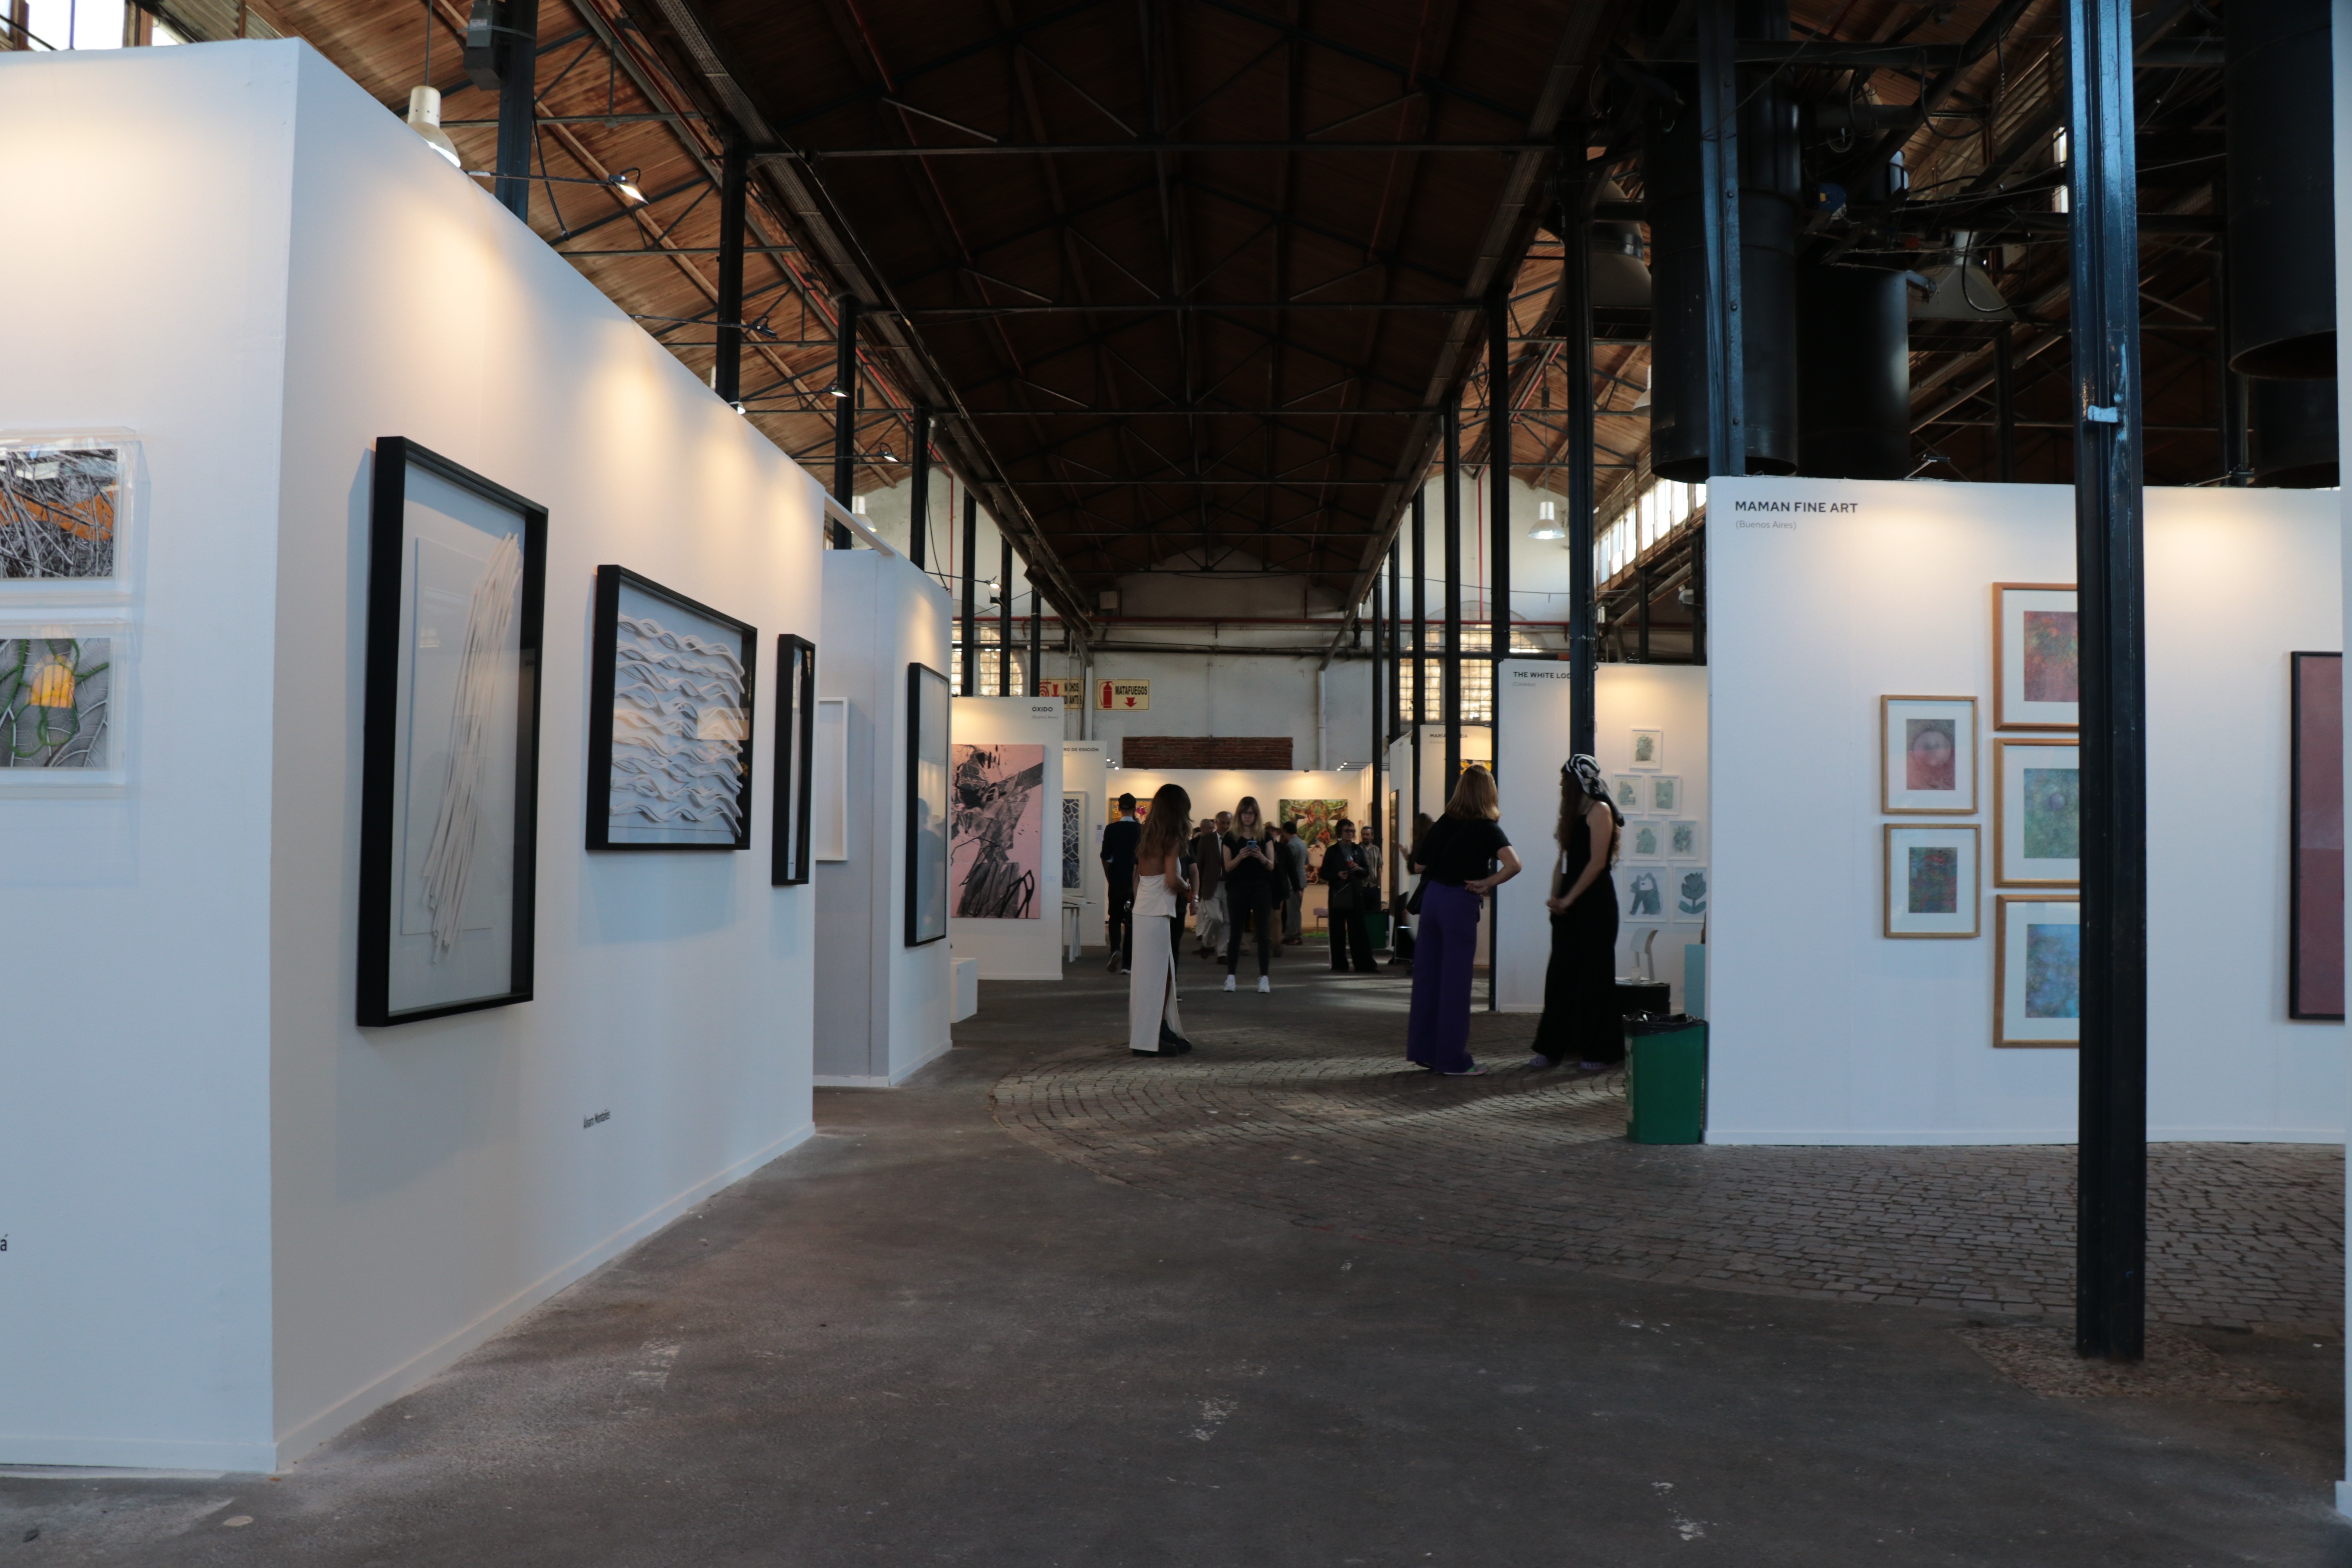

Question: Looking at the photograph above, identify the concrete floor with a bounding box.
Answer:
[6,960,2349,1566]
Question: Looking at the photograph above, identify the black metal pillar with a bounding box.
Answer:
[1027,565,1042,695]
[1442,406,1463,788]
[1488,298,1513,705]
[467,0,537,222]
[1637,563,1652,663]
[1410,492,1426,828]
[1994,330,2019,483]
[2214,249,2250,485]
[1566,179,1598,758]
[2064,0,2149,1364]
[831,297,859,547]
[908,409,931,569]
[1695,0,1745,477]
[998,537,1013,695]
[714,134,747,407]
[1387,539,1402,745]
[960,492,977,696]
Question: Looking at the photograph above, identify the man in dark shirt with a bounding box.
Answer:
[1099,793,1142,973]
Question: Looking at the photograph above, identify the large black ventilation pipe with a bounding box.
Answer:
[2226,0,2335,378]
[1795,263,1911,479]
[2251,377,2341,487]
[1647,0,1802,481]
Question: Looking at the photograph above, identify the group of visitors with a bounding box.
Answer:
[1111,757,1628,1073]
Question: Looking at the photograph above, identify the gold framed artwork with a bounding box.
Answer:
[1994,895,2080,1047]
[1993,583,2078,731]
[1994,737,2080,887]
[1883,824,1980,939]
[1880,695,1977,815]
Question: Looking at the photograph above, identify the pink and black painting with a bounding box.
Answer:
[950,742,1045,919]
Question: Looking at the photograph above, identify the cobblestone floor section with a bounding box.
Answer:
[991,998,2342,1336]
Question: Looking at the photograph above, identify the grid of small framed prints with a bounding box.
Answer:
[0,431,138,798]
[1878,583,2080,1047]
[1617,726,1704,932]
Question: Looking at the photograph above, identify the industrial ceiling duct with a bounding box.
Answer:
[2251,377,2340,487]
[1795,262,1911,480]
[1646,0,1802,481]
[2227,0,2336,377]
[1590,179,1652,309]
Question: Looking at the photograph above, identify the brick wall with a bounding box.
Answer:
[1120,736,1293,770]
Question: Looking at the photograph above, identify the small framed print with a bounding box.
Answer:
[1644,774,1682,815]
[1669,864,1709,924]
[1665,818,1704,860]
[1995,737,2079,887]
[770,633,816,886]
[1994,584,2078,730]
[1884,824,1980,938]
[1996,895,2080,1046]
[1612,774,1645,815]
[0,432,138,597]
[1629,728,1665,769]
[1625,820,1664,861]
[1881,695,1977,815]
[1621,865,1667,921]
[587,565,757,851]
[0,622,128,794]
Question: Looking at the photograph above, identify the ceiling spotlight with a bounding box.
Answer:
[880,449,899,463]
[826,383,849,399]
[610,169,648,206]
[405,86,463,168]
[1528,499,1565,541]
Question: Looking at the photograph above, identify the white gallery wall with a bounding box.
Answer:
[1496,664,1710,1013]
[0,42,825,1470]
[815,551,955,1086]
[950,696,1066,978]
[1710,476,2344,1145]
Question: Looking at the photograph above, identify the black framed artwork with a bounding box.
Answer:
[358,437,548,1028]
[586,565,757,851]
[2290,651,2343,1020]
[905,661,950,946]
[771,633,817,886]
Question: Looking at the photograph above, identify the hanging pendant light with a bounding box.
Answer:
[405,87,464,168]
[1527,499,1565,541]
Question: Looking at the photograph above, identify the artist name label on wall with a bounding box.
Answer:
[1730,498,1862,530]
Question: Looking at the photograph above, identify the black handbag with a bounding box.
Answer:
[1405,875,1426,915]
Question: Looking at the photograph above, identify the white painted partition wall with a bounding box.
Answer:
[2331,0,2351,1521]
[1708,477,2344,1145]
[950,697,1067,979]
[814,551,955,1086]
[0,43,823,1470]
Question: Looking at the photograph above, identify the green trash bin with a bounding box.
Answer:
[1625,1014,1707,1144]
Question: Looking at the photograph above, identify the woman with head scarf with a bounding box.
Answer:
[1403,766,1521,1075]
[1529,756,1624,1071]
[1128,784,1197,1055]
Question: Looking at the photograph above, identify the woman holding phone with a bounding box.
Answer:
[1221,796,1279,993]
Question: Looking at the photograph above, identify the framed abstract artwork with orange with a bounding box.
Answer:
[1993,583,2078,731]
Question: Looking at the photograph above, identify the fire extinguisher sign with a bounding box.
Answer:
[1096,678,1151,711]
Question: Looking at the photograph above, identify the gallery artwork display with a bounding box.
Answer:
[1611,774,1644,815]
[1994,738,2080,887]
[1880,695,1978,814]
[1883,824,1980,938]
[1666,819,1703,860]
[905,664,950,945]
[1993,584,2079,730]
[771,634,816,886]
[2290,652,2343,1020]
[1278,797,1350,848]
[1644,775,1682,815]
[0,632,117,782]
[0,435,132,589]
[1629,729,1664,768]
[1673,866,1708,922]
[586,566,756,851]
[1623,867,1665,919]
[1062,792,1086,891]
[951,741,1045,919]
[1996,895,2081,1046]
[357,438,547,1027]
[1626,822,1662,860]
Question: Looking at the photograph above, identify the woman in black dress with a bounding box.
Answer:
[1530,756,1623,1071]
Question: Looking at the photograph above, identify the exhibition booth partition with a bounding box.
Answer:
[949,695,1068,979]
[0,43,838,1470]
[1705,476,2344,1145]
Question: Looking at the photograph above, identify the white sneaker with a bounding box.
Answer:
[1257,976,1272,994]
[1223,974,1237,992]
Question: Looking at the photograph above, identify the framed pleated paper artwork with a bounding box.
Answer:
[587,566,757,852]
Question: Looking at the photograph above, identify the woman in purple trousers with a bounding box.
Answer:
[1404,766,1521,1076]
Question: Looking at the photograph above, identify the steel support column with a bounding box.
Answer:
[2214,249,2250,484]
[908,409,931,569]
[714,134,748,406]
[831,297,859,547]
[493,2,537,223]
[960,492,978,696]
[1696,0,1745,477]
[1488,298,1512,1011]
[1411,493,1426,828]
[1027,564,1042,695]
[1994,330,2019,483]
[998,537,1013,695]
[1565,177,1598,757]
[1443,407,1464,788]
[2065,0,2150,1365]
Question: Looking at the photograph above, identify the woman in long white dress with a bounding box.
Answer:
[1127,784,1196,1056]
